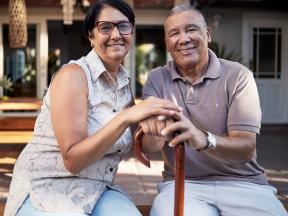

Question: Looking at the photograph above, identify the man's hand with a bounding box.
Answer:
[160,112,207,150]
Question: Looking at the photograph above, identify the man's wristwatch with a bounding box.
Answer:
[199,131,217,151]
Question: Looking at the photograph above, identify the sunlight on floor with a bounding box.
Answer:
[118,158,163,176]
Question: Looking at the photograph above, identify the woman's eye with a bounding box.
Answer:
[101,25,111,31]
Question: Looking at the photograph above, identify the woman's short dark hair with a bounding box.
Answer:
[83,0,135,39]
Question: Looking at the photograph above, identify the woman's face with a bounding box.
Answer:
[90,6,133,66]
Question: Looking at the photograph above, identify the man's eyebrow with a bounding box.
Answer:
[166,27,178,33]
[166,23,201,34]
[165,26,180,36]
[185,23,201,28]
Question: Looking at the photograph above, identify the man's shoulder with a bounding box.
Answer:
[218,58,252,76]
[149,64,170,75]
[147,64,173,82]
[218,58,245,69]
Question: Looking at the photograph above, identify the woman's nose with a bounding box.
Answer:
[110,26,121,39]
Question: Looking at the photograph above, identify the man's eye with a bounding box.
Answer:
[187,27,199,32]
[169,32,179,37]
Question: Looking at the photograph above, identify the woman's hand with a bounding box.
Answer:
[140,115,174,137]
[127,97,182,154]
[139,115,174,153]
[124,97,183,124]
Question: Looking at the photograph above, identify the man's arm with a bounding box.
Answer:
[162,112,256,164]
[203,130,256,164]
[140,113,256,164]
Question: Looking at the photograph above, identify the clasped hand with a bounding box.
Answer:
[140,112,207,150]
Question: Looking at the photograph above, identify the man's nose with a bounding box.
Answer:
[178,31,190,44]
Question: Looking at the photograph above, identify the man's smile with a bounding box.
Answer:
[178,46,196,55]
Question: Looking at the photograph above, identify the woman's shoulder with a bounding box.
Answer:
[50,63,88,98]
[55,64,87,83]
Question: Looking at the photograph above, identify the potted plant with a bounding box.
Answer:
[0,75,13,100]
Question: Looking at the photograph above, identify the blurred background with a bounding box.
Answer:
[0,1,287,214]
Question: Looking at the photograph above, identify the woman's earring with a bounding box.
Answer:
[91,42,94,48]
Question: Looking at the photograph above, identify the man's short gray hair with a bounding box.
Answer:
[168,4,195,17]
[166,3,207,26]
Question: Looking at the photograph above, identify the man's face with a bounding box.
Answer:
[164,10,211,72]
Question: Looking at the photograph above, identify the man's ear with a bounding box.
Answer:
[206,27,212,43]
[164,36,171,52]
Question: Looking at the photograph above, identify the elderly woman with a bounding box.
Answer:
[4,1,181,216]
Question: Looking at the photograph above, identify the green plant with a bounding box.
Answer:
[48,49,61,84]
[22,67,36,84]
[209,41,242,62]
[0,75,13,91]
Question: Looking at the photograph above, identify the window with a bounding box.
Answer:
[251,27,282,79]
[3,24,37,97]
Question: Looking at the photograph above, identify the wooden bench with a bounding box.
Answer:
[0,202,5,216]
[0,116,36,131]
[0,130,31,164]
[0,98,39,131]
[0,98,41,112]
[0,131,32,158]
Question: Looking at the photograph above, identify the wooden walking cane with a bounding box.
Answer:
[133,126,185,216]
[174,141,185,216]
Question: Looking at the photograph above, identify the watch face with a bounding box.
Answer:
[207,132,217,150]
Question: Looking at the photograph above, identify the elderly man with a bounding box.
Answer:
[139,4,288,216]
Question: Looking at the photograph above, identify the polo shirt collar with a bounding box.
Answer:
[169,49,220,83]
[205,49,220,80]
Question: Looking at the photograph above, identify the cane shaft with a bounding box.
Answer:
[174,143,185,216]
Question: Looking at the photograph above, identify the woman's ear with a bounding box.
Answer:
[88,31,95,48]
[88,30,94,39]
